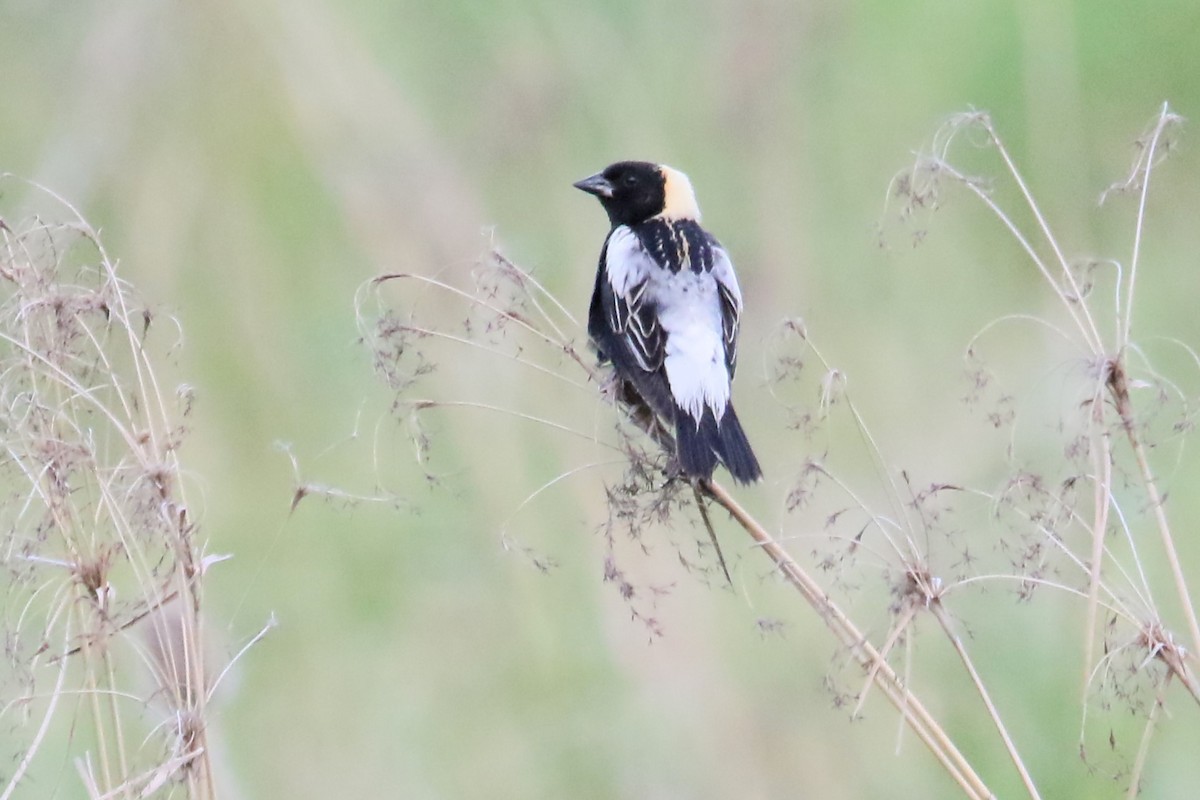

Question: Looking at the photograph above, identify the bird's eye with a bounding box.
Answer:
[622,174,639,187]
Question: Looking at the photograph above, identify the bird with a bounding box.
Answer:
[574,160,762,485]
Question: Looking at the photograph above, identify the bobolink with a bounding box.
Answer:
[574,161,762,485]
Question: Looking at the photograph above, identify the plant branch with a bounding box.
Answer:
[980,116,1104,354]
[1084,404,1113,704]
[930,602,1041,800]
[0,617,72,800]
[1120,102,1178,349]
[700,478,995,800]
[1107,360,1200,659]
[1125,671,1169,800]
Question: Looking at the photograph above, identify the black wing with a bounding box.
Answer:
[587,227,674,419]
[709,238,744,377]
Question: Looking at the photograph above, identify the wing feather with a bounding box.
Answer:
[602,227,666,373]
[709,244,743,375]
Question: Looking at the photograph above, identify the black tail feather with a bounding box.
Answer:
[715,406,762,484]
[674,404,762,485]
[676,412,720,481]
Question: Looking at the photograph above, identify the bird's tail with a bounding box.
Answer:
[675,404,762,485]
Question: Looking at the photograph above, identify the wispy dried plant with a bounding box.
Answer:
[0,179,246,799]
[359,105,1198,798]
[877,102,1199,795]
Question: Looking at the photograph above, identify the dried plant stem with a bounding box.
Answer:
[934,106,1199,714]
[0,622,72,800]
[1121,102,1175,348]
[1161,644,1200,708]
[100,644,133,800]
[985,123,1100,349]
[700,479,995,800]
[852,604,918,720]
[1083,415,1113,703]
[370,272,595,376]
[1125,672,1169,800]
[1109,362,1200,659]
[0,184,223,799]
[76,605,117,797]
[978,105,1200,667]
[1128,430,1200,655]
[929,602,1042,800]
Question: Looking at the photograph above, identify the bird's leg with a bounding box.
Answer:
[692,480,733,587]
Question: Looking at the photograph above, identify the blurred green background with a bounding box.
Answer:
[4,0,1200,797]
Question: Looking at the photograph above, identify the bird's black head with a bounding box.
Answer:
[573,161,700,228]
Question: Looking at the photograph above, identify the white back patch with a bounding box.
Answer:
[647,268,730,423]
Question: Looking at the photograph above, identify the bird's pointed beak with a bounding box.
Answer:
[573,172,613,199]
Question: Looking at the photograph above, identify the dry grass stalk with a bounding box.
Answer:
[0,179,227,799]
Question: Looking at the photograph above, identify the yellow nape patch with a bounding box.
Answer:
[656,165,702,221]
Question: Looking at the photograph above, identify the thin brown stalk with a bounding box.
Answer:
[1120,102,1177,349]
[852,604,918,720]
[99,645,132,800]
[76,601,116,797]
[929,602,1042,800]
[1125,671,1169,800]
[369,272,590,370]
[398,323,591,391]
[700,478,995,800]
[979,117,1103,353]
[931,162,1100,356]
[1108,361,1200,658]
[0,618,73,800]
[405,399,618,448]
[1083,411,1113,703]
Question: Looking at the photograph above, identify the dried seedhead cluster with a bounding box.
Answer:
[0,185,220,799]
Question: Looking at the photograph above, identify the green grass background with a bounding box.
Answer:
[4,0,1200,797]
